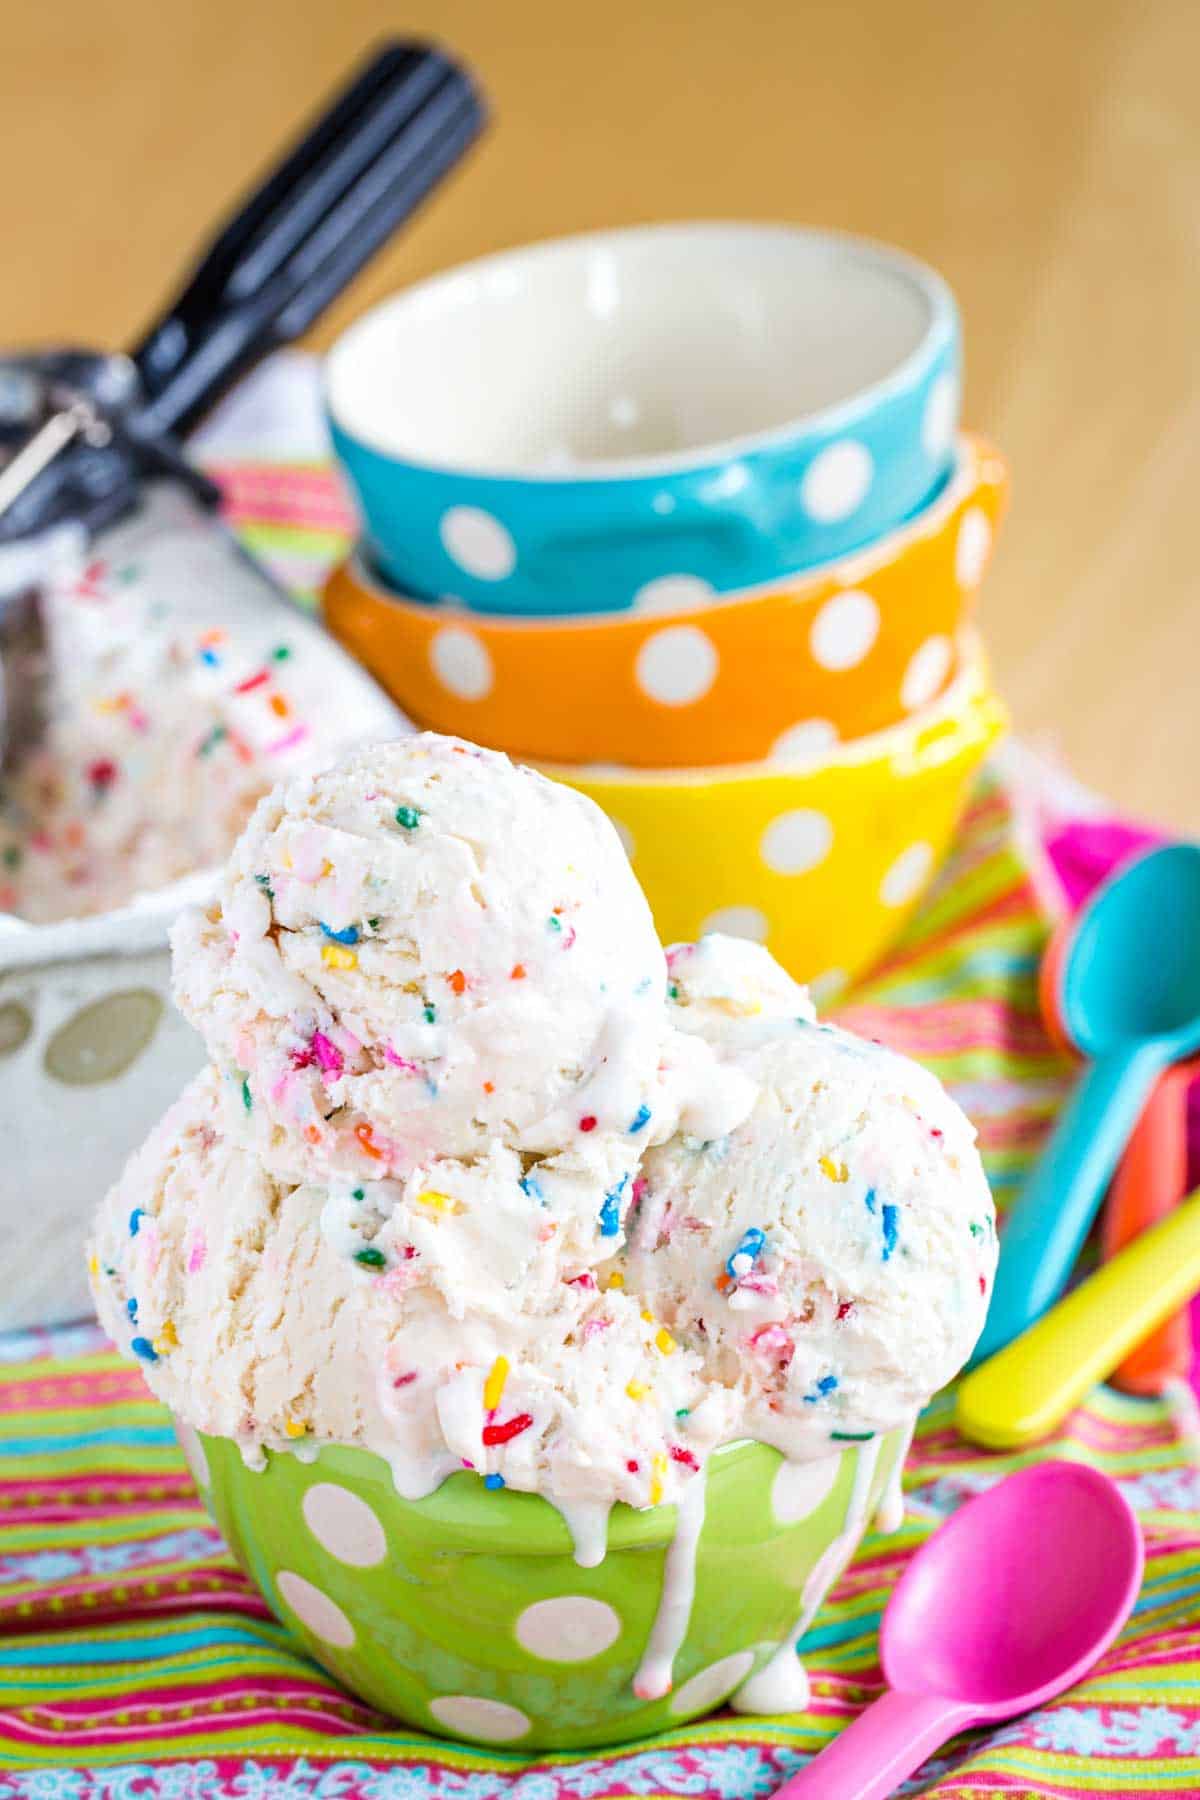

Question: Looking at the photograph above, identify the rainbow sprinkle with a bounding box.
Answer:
[628,1103,652,1134]
[353,1246,387,1271]
[726,1226,766,1280]
[394,806,421,831]
[483,1356,510,1413]
[321,943,358,971]
[130,1337,158,1364]
[319,922,359,945]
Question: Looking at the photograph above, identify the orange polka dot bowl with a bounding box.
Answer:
[540,635,1005,997]
[322,436,1006,769]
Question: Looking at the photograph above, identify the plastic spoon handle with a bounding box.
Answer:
[1104,1062,1195,1394]
[771,1689,977,1800]
[958,1188,1200,1448]
[970,1039,1167,1364]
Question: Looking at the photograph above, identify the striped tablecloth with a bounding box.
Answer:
[0,450,1197,1797]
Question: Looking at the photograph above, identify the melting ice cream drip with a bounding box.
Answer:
[632,1468,709,1700]
[557,1498,613,1569]
[731,1435,883,1716]
[873,1414,915,1535]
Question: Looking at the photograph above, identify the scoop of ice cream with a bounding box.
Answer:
[666,934,817,1049]
[173,735,755,1187]
[621,1018,997,1453]
[88,1069,731,1542]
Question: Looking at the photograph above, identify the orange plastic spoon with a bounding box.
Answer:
[1101,1057,1200,1393]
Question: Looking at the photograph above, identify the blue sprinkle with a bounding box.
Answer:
[726,1226,766,1280]
[319,922,359,945]
[881,1203,900,1262]
[198,647,219,667]
[599,1174,629,1238]
[129,1208,145,1237]
[484,1472,506,1490]
[130,1336,159,1363]
[864,1188,878,1215]
[519,1173,545,1203]
[126,1298,138,1322]
[628,1103,652,1135]
[803,1374,839,1405]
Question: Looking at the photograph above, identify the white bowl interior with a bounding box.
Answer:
[327,224,947,475]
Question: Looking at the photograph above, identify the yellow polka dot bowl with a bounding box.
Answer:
[182,1419,906,1750]
[323,436,1006,769]
[540,635,1005,997]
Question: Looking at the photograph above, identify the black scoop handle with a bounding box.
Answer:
[131,40,485,439]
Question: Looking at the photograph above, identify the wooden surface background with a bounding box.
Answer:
[6,0,1199,826]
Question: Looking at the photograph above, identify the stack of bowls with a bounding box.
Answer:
[323,224,1008,992]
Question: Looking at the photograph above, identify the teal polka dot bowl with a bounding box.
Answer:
[181,1420,905,1750]
[325,222,959,619]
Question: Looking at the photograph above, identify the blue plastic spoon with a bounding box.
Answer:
[971,843,1200,1365]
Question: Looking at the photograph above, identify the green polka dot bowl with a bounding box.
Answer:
[180,1420,905,1750]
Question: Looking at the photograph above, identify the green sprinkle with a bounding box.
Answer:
[352,1188,365,1202]
[969,1220,984,1240]
[368,917,381,931]
[675,1407,690,1420]
[354,1246,387,1270]
[2,845,21,870]
[197,725,228,758]
[241,1078,252,1112]
[668,983,679,1000]
[395,806,421,830]
[271,644,291,661]
[423,1003,436,1024]
[254,873,275,901]
[547,914,563,933]
[831,1430,875,1442]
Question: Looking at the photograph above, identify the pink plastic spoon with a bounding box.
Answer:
[772,1462,1143,1800]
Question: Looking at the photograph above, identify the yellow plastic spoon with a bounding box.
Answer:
[957,1188,1200,1449]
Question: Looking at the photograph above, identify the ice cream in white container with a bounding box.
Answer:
[0,485,406,1327]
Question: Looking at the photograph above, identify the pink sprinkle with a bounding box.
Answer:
[392,1371,418,1388]
[748,1323,795,1365]
[836,1300,855,1320]
[461,1459,475,1470]
[289,1046,316,1071]
[738,1274,779,1297]
[670,1445,698,1470]
[931,1127,944,1140]
[627,1459,640,1473]
[581,1318,610,1341]
[560,924,577,950]
[233,669,269,694]
[631,1176,648,1205]
[568,1272,597,1290]
[310,1031,343,1077]
[403,1245,417,1260]
[266,724,311,757]
[186,1230,207,1274]
[383,1047,419,1072]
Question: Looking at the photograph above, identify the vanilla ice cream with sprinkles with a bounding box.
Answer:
[0,486,400,923]
[170,733,752,1185]
[88,730,995,1709]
